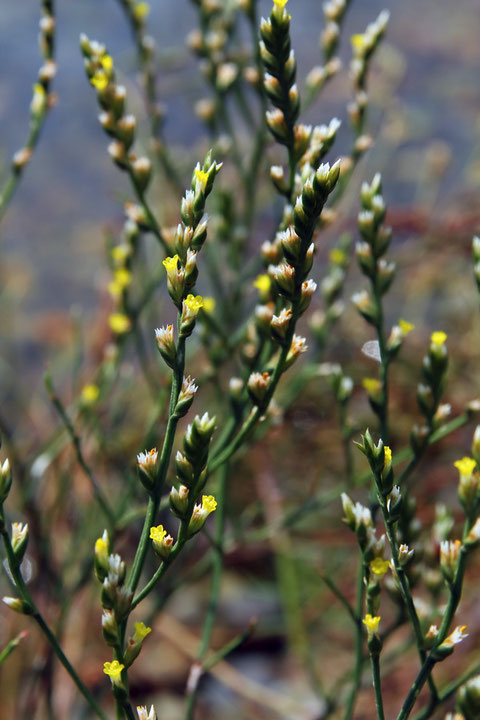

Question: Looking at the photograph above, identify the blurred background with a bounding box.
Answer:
[1,1,480,718]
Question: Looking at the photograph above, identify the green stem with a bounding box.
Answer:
[377,490,438,703]
[0,630,27,665]
[412,662,480,720]
[318,571,358,625]
[0,0,56,224]
[396,656,436,720]
[116,0,183,194]
[184,463,229,720]
[127,324,186,596]
[45,374,116,530]
[342,557,366,720]
[203,625,253,672]
[1,521,107,720]
[371,653,385,720]
[126,158,168,251]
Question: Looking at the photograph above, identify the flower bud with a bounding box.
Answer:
[136,448,158,490]
[0,458,12,504]
[457,674,480,719]
[3,596,32,615]
[102,609,118,647]
[270,308,292,345]
[174,376,198,418]
[247,372,270,406]
[440,539,462,584]
[155,325,176,368]
[94,530,110,582]
[11,523,28,564]
[131,156,152,192]
[116,114,136,148]
[175,452,195,487]
[169,485,189,518]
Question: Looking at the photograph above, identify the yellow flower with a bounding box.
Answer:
[109,313,131,334]
[454,457,476,477]
[33,83,46,98]
[162,254,180,273]
[31,84,47,115]
[100,54,113,71]
[362,614,381,634]
[134,622,152,641]
[81,383,100,404]
[362,377,381,394]
[329,248,346,265]
[202,297,216,314]
[108,281,122,298]
[133,1,150,19]
[399,319,414,335]
[351,34,366,50]
[112,245,130,263]
[431,331,447,345]
[194,169,209,186]
[150,525,167,543]
[114,268,132,289]
[370,558,390,577]
[202,495,217,514]
[273,0,288,7]
[384,446,392,465]
[103,660,124,682]
[90,72,109,90]
[95,537,108,556]
[184,294,204,312]
[253,274,271,294]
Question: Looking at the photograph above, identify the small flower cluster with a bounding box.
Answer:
[247,161,341,408]
[187,0,239,106]
[260,0,299,152]
[106,220,140,336]
[158,153,221,350]
[353,173,395,326]
[349,11,389,156]
[95,531,151,688]
[81,35,152,190]
[411,330,449,454]
[11,0,56,176]
[167,413,217,539]
[321,0,349,62]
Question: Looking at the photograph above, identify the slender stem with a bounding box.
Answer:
[342,558,366,720]
[377,490,438,702]
[371,654,385,720]
[318,571,358,625]
[412,662,480,720]
[131,557,168,609]
[202,624,254,672]
[339,401,354,484]
[0,630,27,665]
[1,520,107,720]
[184,463,228,720]
[115,0,183,193]
[393,496,480,720]
[126,161,169,251]
[0,0,56,224]
[127,322,186,595]
[45,375,116,529]
[197,464,228,661]
[396,657,436,720]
